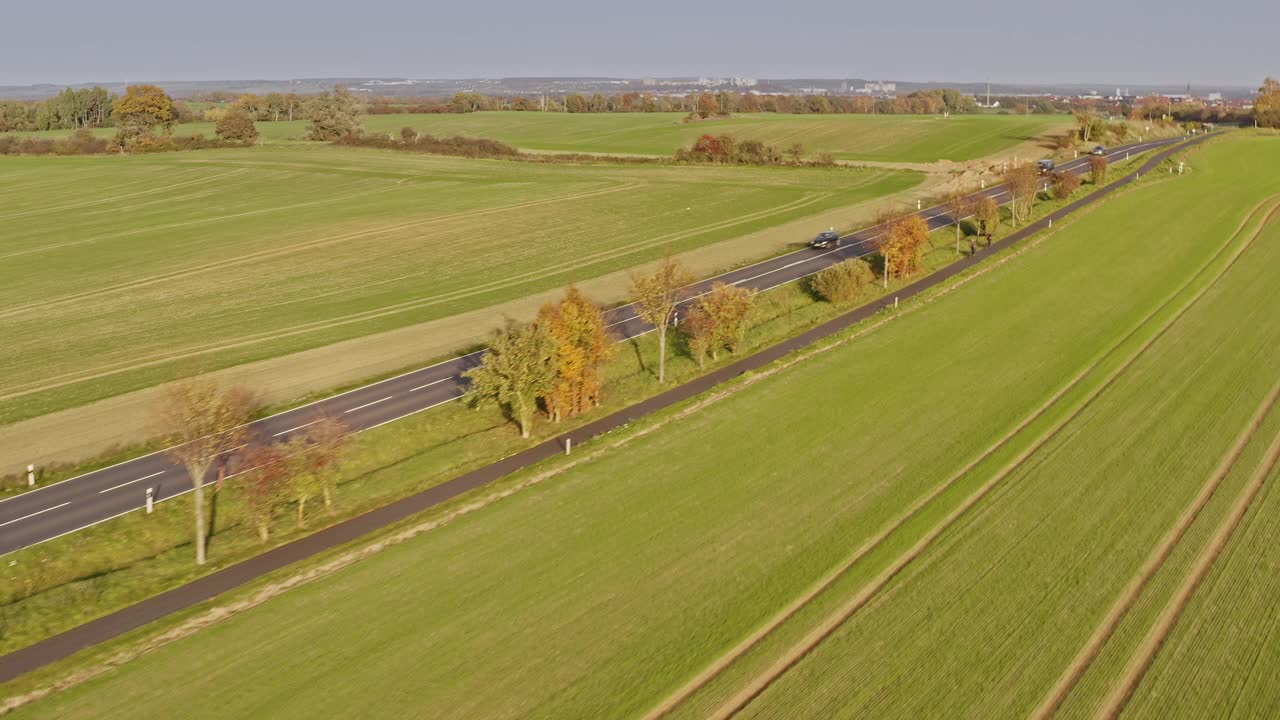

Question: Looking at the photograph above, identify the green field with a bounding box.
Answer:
[5,111,1071,162]
[12,135,1280,719]
[356,112,1072,162]
[0,147,917,425]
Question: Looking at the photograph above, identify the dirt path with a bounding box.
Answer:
[1031,202,1280,720]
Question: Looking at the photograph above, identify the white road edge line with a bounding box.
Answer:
[0,138,1186,551]
[272,420,320,438]
[98,470,165,494]
[344,396,393,414]
[0,502,71,528]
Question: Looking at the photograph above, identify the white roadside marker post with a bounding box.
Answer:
[27,464,35,487]
[146,487,155,514]
[917,199,921,210]
[565,437,571,456]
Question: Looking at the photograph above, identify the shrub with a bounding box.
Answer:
[811,258,875,306]
[215,107,259,142]
[683,283,756,367]
[335,131,519,159]
[1052,171,1082,199]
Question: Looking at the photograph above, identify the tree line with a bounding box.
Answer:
[153,381,355,565]
[1256,77,1280,128]
[150,147,1118,567]
[674,133,835,166]
[466,262,757,437]
[445,88,980,116]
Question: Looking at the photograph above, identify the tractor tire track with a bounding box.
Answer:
[698,183,1272,720]
[1093,426,1280,720]
[1031,201,1280,720]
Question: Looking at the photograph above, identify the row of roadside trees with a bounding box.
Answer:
[466,260,757,438]
[469,153,1116,439]
[157,154,1113,566]
[155,381,353,565]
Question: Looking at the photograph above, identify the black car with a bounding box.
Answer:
[810,230,841,249]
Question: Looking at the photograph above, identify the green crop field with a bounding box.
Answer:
[12,134,1280,720]
[4,111,1071,162]
[356,112,1072,162]
[0,147,918,425]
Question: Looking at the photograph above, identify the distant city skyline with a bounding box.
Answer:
[2,0,1274,88]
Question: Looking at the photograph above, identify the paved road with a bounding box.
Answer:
[0,134,1211,686]
[0,137,1191,557]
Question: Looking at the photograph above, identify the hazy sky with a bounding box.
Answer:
[2,1,1273,88]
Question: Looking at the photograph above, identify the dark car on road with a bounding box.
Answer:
[810,230,841,249]
[1091,145,1107,156]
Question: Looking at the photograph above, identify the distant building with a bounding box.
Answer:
[864,81,896,94]
[730,77,757,87]
[641,78,657,87]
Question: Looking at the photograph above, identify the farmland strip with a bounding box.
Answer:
[0,180,643,321]
[1033,378,1280,719]
[1093,426,1280,720]
[0,190,830,401]
[1031,201,1280,719]
[0,169,246,222]
[702,193,1280,720]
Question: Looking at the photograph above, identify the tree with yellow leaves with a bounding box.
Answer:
[112,84,174,146]
[880,215,931,280]
[1254,77,1280,128]
[683,283,755,367]
[538,287,614,421]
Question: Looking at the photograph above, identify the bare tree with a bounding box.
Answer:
[630,257,694,383]
[1089,155,1109,185]
[944,188,975,253]
[305,416,352,511]
[1002,164,1040,226]
[157,380,256,565]
[972,195,1000,245]
[239,443,289,542]
[283,435,320,527]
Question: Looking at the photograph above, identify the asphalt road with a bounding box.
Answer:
[0,136,1191,557]
[0,133,1212,686]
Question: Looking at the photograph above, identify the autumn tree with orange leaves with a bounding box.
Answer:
[683,283,755,367]
[538,287,614,421]
[880,215,931,280]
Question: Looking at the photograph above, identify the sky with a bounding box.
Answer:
[1,0,1273,88]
